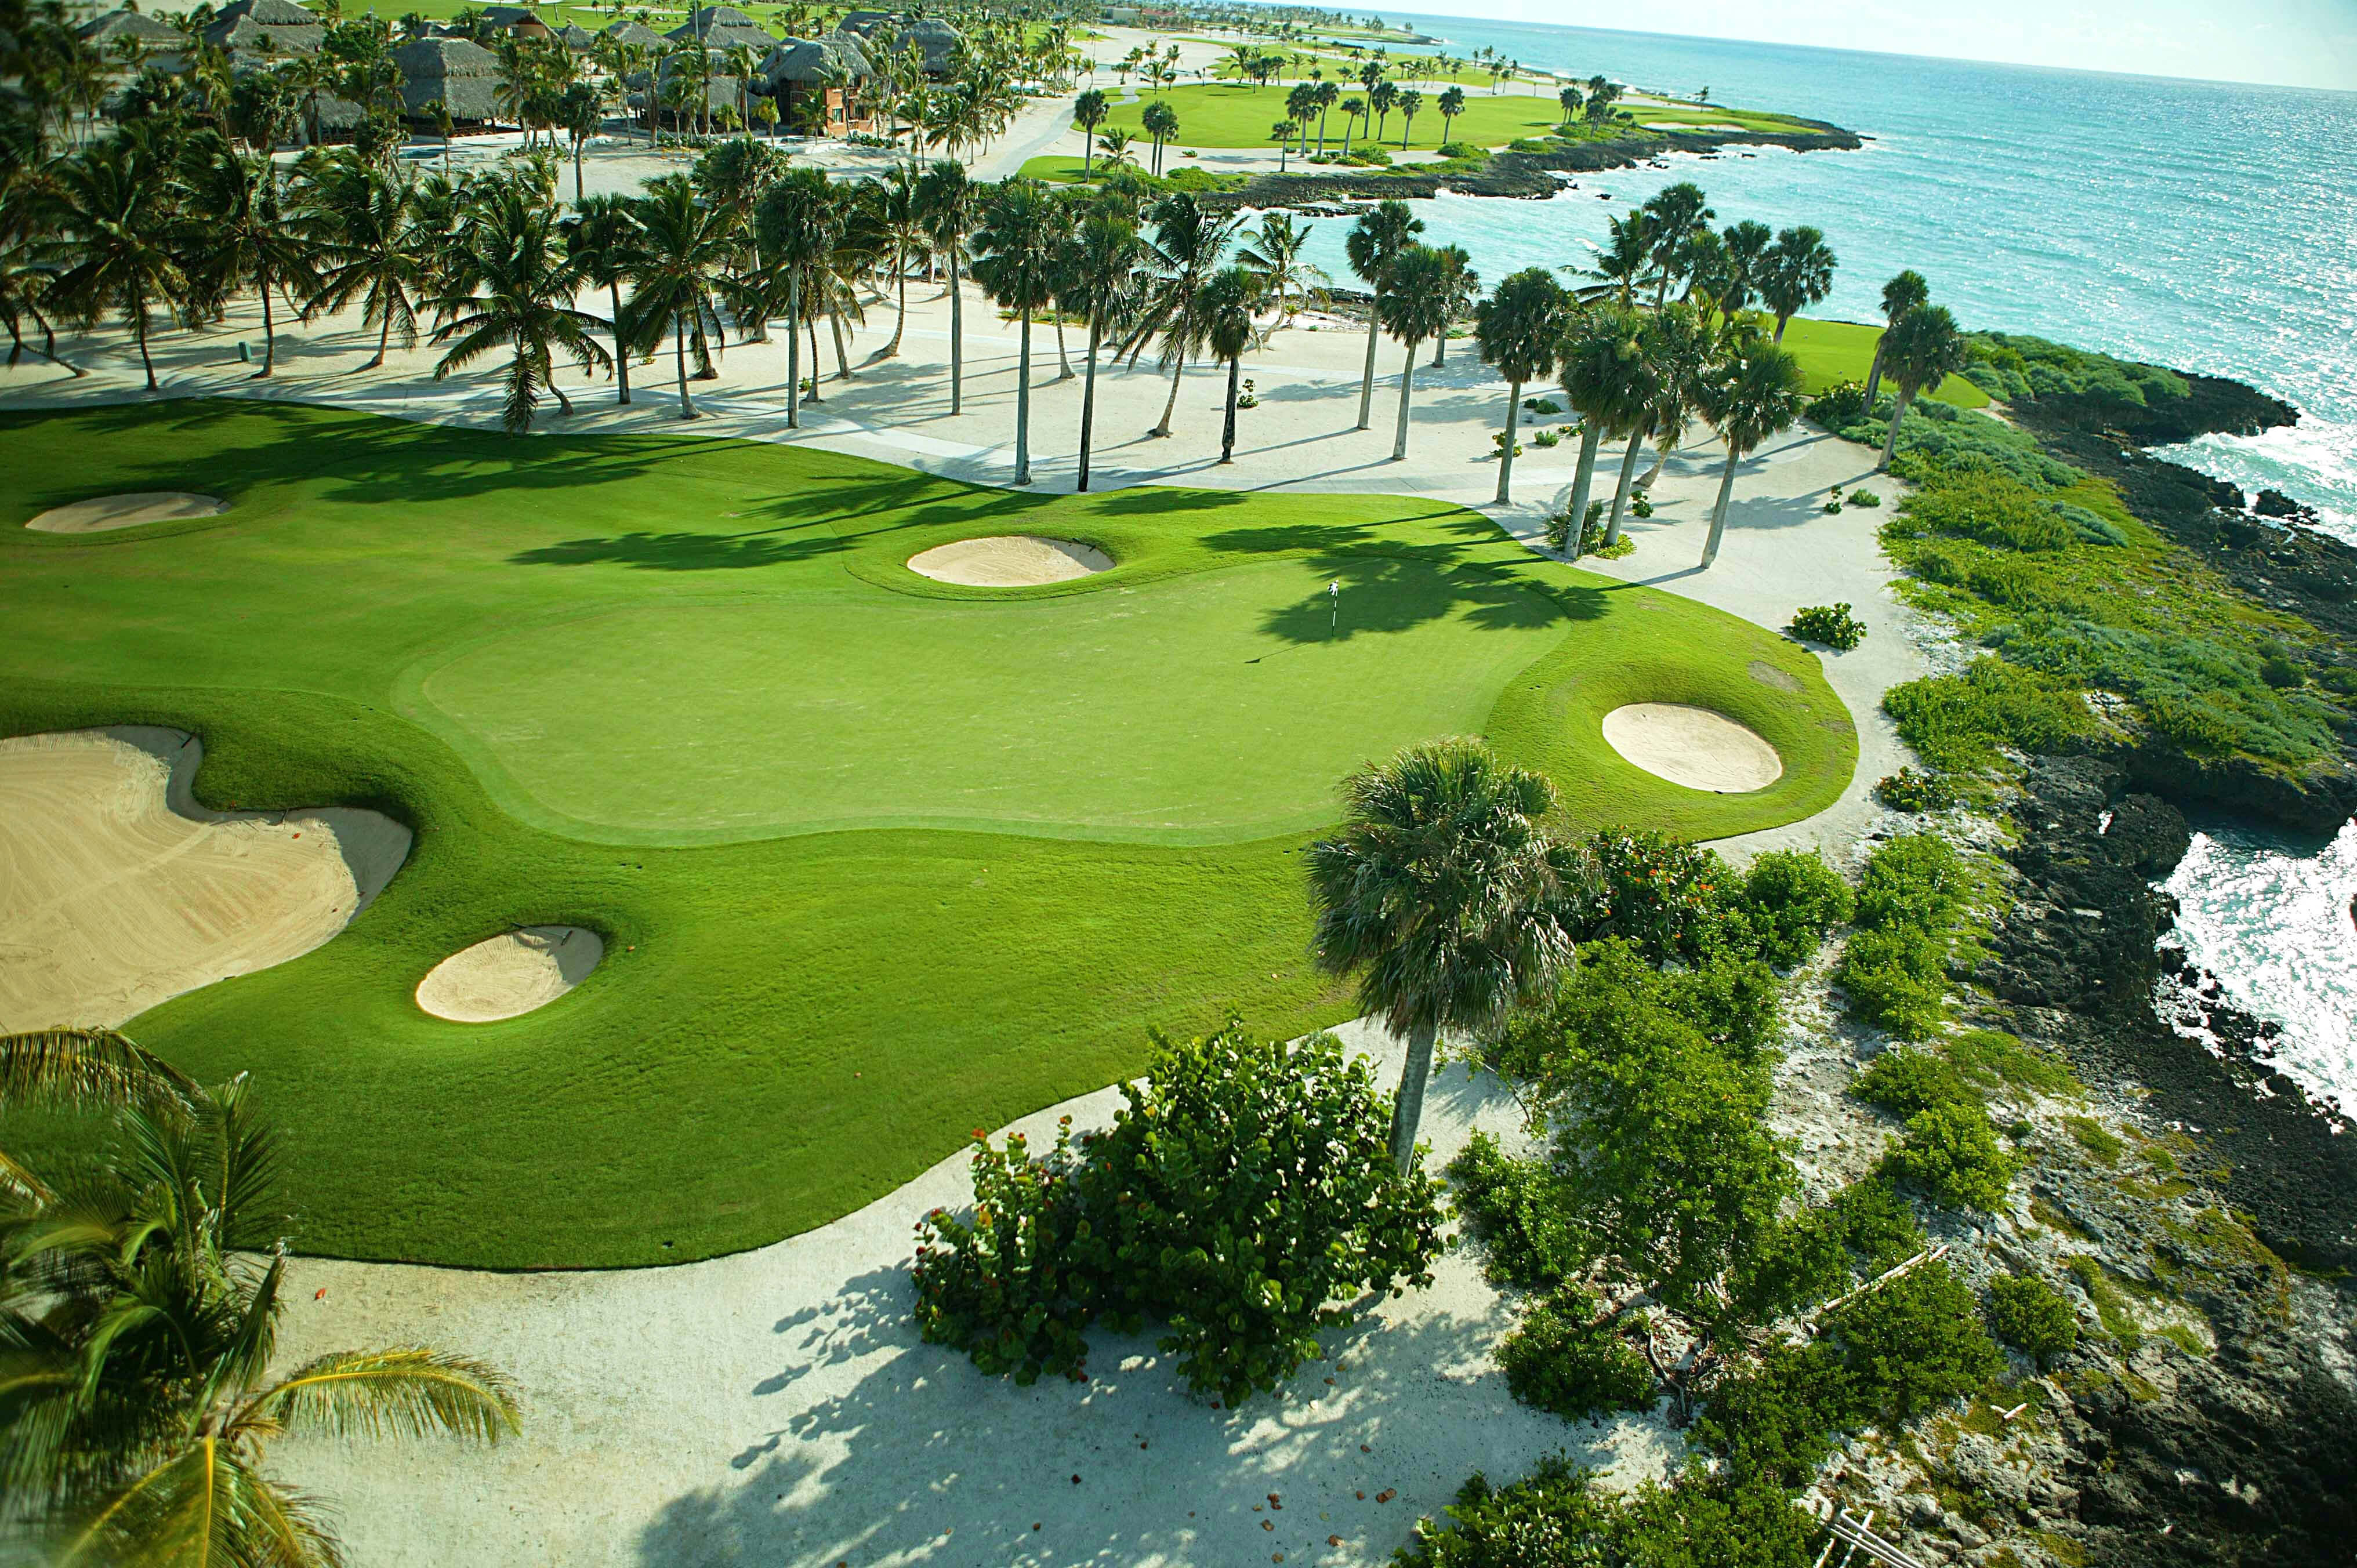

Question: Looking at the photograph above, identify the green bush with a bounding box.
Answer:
[1741,848,1854,968]
[1436,139,1483,158]
[1787,602,1866,650]
[1630,493,1655,518]
[1907,468,2076,551]
[1985,1273,2079,1369]
[1825,1258,2004,1418]
[1805,379,1867,427]
[1946,1029,2079,1097]
[912,1023,1445,1403]
[1569,828,1750,966]
[1447,1130,1579,1290]
[1843,406,2079,489]
[1992,619,2337,765]
[1963,332,2189,419]
[1495,1294,1656,1421]
[1874,768,1956,812]
[1399,1460,1815,1568]
[1851,1047,1973,1116]
[1835,924,1951,1039]
[1854,832,1972,934]
[1727,1177,1924,1323]
[1885,1100,2018,1210]
[1849,488,1883,509]
[1882,656,2092,775]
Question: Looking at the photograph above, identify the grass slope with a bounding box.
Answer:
[0,401,1853,1268]
[1086,82,1823,151]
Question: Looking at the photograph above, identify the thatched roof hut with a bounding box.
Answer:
[202,0,324,55]
[836,10,960,75]
[77,9,186,64]
[626,56,748,122]
[601,17,663,48]
[665,5,773,55]
[394,35,503,123]
[478,5,554,39]
[758,35,870,88]
[555,22,596,50]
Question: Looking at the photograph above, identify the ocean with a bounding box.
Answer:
[1274,17,2357,1107]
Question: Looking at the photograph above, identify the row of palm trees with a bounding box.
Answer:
[1,1026,520,1567]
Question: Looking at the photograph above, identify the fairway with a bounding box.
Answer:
[1,401,1855,1269]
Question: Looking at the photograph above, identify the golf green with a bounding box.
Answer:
[1,400,1856,1268]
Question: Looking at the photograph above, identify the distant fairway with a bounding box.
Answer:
[1,401,1854,1268]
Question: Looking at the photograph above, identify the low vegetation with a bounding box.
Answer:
[1833,833,1979,1040]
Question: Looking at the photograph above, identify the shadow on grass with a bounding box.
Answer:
[509,528,860,571]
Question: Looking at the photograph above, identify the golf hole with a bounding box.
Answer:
[1601,703,1783,793]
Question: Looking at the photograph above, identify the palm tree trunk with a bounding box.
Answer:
[1013,307,1032,484]
[1391,338,1416,460]
[610,281,632,404]
[255,281,276,377]
[785,274,801,428]
[1640,427,1677,490]
[1862,342,1885,413]
[1879,390,1910,472]
[1356,309,1380,430]
[1701,446,1742,568]
[1387,1019,1436,1174]
[1078,315,1101,492]
[826,296,851,378]
[1604,424,1645,546]
[1565,419,1603,559]
[1219,354,1239,462]
[1774,313,1789,343]
[135,307,156,391]
[806,313,824,402]
[367,302,391,370]
[884,245,908,356]
[1493,375,1521,505]
[575,144,585,205]
[674,314,695,418]
[1053,310,1073,379]
[1153,349,1183,437]
[947,249,963,415]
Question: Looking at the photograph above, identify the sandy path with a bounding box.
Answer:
[1603,702,1785,793]
[26,491,225,532]
[268,1017,1675,1567]
[0,728,410,1032]
[906,534,1113,586]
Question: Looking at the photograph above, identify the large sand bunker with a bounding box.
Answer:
[907,535,1112,586]
[27,492,226,533]
[415,926,602,1023]
[0,728,411,1031]
[1602,703,1784,793]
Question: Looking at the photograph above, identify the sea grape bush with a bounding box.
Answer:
[1787,602,1867,650]
[1493,1292,1656,1421]
[1874,767,1957,813]
[1741,848,1855,968]
[1834,833,1975,1040]
[911,1023,1445,1405]
[1396,1457,1814,1568]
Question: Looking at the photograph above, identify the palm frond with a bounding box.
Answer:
[244,1348,521,1446]
[49,1438,343,1568]
[0,1029,200,1117]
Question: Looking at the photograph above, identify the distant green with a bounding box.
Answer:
[1,400,1852,1268]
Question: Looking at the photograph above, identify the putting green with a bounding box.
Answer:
[0,400,1855,1268]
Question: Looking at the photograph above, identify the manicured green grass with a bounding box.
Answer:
[0,401,1852,1268]
[1775,317,1989,409]
[1086,81,1567,151]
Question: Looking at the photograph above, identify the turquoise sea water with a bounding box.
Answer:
[1277,17,2357,537]
[1270,19,2357,1104]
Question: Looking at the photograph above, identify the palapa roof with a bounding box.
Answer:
[601,17,663,46]
[664,6,772,53]
[394,35,503,119]
[478,5,554,34]
[202,0,324,55]
[759,34,870,87]
[556,22,596,49]
[835,11,959,74]
[77,10,185,53]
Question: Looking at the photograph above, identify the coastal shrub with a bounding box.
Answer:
[1906,468,2075,551]
[1836,925,1951,1039]
[1826,1258,2004,1418]
[1806,379,1866,427]
[1966,554,2088,613]
[1740,848,1854,968]
[1946,1029,2079,1097]
[1884,1100,2019,1210]
[1787,602,1866,650]
[1852,1047,1974,1117]
[1848,406,2077,489]
[1495,1294,1656,1420]
[1874,768,1956,812]
[1630,493,1655,518]
[1990,619,2338,765]
[1854,832,1972,931]
[912,1023,1445,1403]
[1850,488,1883,509]
[1963,332,2189,421]
[1985,1274,2080,1369]
[1727,1177,1926,1323]
[1531,427,1561,448]
[1882,656,2093,775]
[1567,829,1749,966]
[1524,395,1564,415]
[1448,1130,1580,1290]
[1437,140,1483,158]
[2053,500,2127,545]
[1398,1459,1815,1568]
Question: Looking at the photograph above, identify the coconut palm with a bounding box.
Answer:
[1474,267,1570,506]
[1716,218,1772,320]
[1285,81,1318,151]
[970,177,1063,485]
[1238,211,1325,335]
[1074,86,1108,175]
[1376,242,1456,462]
[1426,242,1477,366]
[180,133,318,379]
[430,183,610,434]
[916,158,977,416]
[1337,95,1364,154]
[1095,125,1136,169]
[1639,181,1712,305]
[1634,300,1714,490]
[1876,302,1967,471]
[1696,337,1805,568]
[1201,263,1263,464]
[42,136,188,391]
[1397,88,1422,147]
[1119,190,1241,439]
[1758,223,1836,342]
[754,165,838,427]
[1575,209,1655,307]
[1062,209,1143,493]
[1553,303,1655,554]
[1140,98,1178,177]
[1862,268,1930,411]
[1437,82,1464,140]
[562,193,643,405]
[0,1025,197,1200]
[1271,117,1298,170]
[1312,78,1339,153]
[1345,198,1422,430]
[1306,739,1576,1174]
[873,161,927,358]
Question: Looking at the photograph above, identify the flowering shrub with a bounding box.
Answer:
[1569,827,1749,966]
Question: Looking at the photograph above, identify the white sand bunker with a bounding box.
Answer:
[0,728,411,1031]
[906,535,1112,586]
[415,925,602,1023]
[1602,703,1784,793]
[27,492,226,533]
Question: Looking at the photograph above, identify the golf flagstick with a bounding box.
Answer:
[1329,579,1339,631]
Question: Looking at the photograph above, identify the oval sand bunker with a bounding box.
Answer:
[28,492,226,533]
[416,926,603,1023]
[1602,703,1783,793]
[907,535,1111,587]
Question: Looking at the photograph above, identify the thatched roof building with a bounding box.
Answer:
[477,5,554,39]
[394,35,503,123]
[756,34,871,131]
[601,17,663,48]
[202,0,324,56]
[665,5,773,55]
[836,10,960,75]
[77,8,186,66]
[555,22,596,50]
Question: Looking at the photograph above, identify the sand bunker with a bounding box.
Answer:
[0,728,411,1032]
[415,926,602,1023]
[907,535,1112,586]
[1602,703,1784,793]
[27,492,226,533]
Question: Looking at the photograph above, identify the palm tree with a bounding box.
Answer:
[1095,125,1136,169]
[1758,224,1836,342]
[1271,118,1297,170]
[1474,267,1569,507]
[874,161,927,358]
[1201,263,1263,464]
[1696,338,1805,568]
[755,165,838,427]
[1639,181,1712,306]
[563,193,643,405]
[2,1034,521,1567]
[1063,209,1143,493]
[180,134,318,379]
[916,158,977,416]
[1876,302,1967,472]
[1141,98,1178,177]
[1634,300,1713,491]
[1437,82,1464,141]
[1426,243,1477,366]
[969,177,1061,485]
[1337,95,1364,155]
[1074,86,1108,175]
[1397,88,1422,147]
[1306,739,1575,1174]
[1375,243,1455,462]
[43,137,188,391]
[1576,209,1653,306]
[431,183,611,433]
[1312,79,1339,154]
[1239,212,1326,336]
[1551,303,1655,554]
[1285,81,1318,151]
[1717,218,1772,320]
[1120,190,1241,439]
[304,152,431,372]
[1862,268,1929,411]
[1345,198,1422,430]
